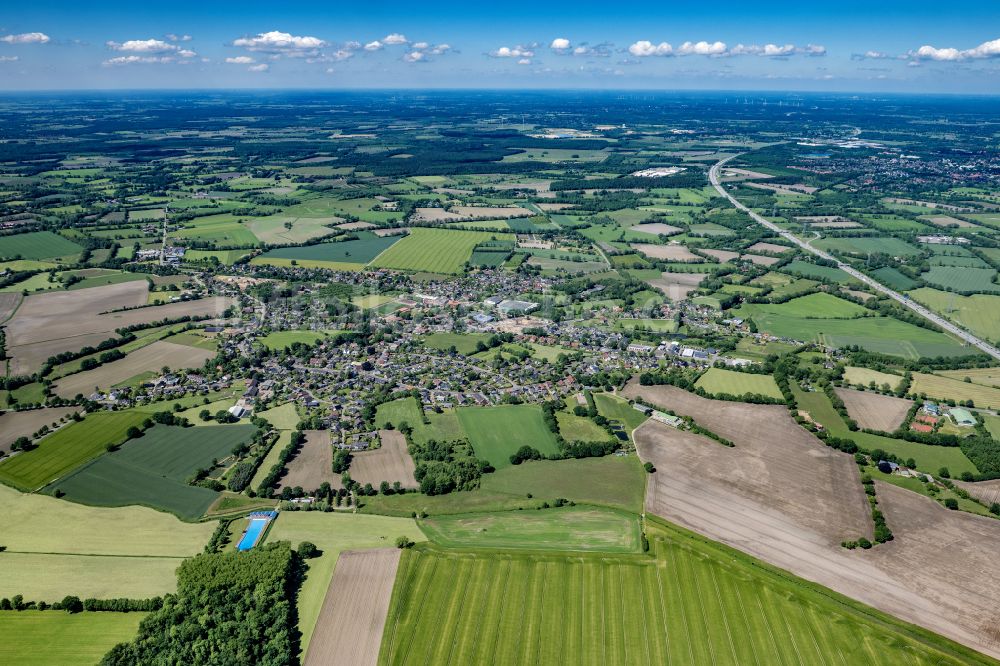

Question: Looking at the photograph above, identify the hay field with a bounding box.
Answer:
[694,367,783,399]
[747,241,793,255]
[630,243,700,261]
[742,253,782,266]
[911,372,1000,409]
[834,387,912,432]
[54,340,214,397]
[370,228,513,275]
[457,404,561,469]
[0,407,77,453]
[628,222,682,236]
[349,430,417,489]
[937,367,1000,388]
[304,549,401,666]
[843,366,904,390]
[277,430,334,492]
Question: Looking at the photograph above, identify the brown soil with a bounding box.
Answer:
[644,272,706,300]
[0,407,78,453]
[835,387,912,432]
[278,430,336,493]
[305,548,402,666]
[0,292,21,323]
[349,430,418,489]
[630,243,700,261]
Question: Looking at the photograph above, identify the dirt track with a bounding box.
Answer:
[53,340,214,397]
[349,430,417,489]
[4,282,231,374]
[625,379,1000,659]
[835,387,912,432]
[278,430,336,493]
[305,548,401,666]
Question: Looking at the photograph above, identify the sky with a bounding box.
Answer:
[1,0,998,93]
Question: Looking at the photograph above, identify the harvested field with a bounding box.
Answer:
[5,282,230,374]
[844,366,904,390]
[535,202,574,211]
[412,206,532,222]
[305,548,401,666]
[954,478,1000,505]
[746,181,818,194]
[278,430,334,493]
[699,248,739,262]
[54,340,214,398]
[927,215,977,228]
[336,221,376,230]
[834,387,912,432]
[628,222,682,236]
[624,379,1000,659]
[645,271,706,300]
[371,227,408,237]
[349,430,417,489]
[741,253,782,266]
[747,241,793,255]
[0,292,20,323]
[630,243,699,261]
[0,407,77,453]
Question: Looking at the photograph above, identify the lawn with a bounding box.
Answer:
[370,227,513,275]
[47,424,256,519]
[420,331,491,355]
[379,519,987,666]
[0,231,83,261]
[457,404,561,469]
[0,611,145,666]
[0,411,148,491]
[419,505,641,553]
[479,455,646,513]
[695,367,784,399]
[262,511,424,658]
[259,329,344,350]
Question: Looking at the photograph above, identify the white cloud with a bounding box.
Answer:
[427,43,451,55]
[518,58,532,65]
[0,55,19,62]
[403,50,425,63]
[344,40,361,50]
[232,31,326,54]
[248,63,269,72]
[107,39,177,54]
[628,41,673,57]
[177,49,196,58]
[911,38,1000,61]
[550,37,571,51]
[328,49,355,62]
[0,32,50,44]
[225,56,255,64]
[677,40,728,56]
[490,45,535,58]
[412,41,429,50]
[165,34,192,42]
[103,55,175,66]
[383,33,408,45]
[364,40,383,51]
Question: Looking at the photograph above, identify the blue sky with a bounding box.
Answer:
[1,0,998,93]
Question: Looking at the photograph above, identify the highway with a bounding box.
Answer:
[708,156,1000,362]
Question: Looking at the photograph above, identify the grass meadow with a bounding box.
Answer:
[457,404,561,469]
[0,231,83,261]
[370,228,513,274]
[378,520,987,666]
[695,367,783,399]
[0,611,145,666]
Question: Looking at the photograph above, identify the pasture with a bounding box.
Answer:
[419,506,642,553]
[0,611,145,666]
[370,228,513,274]
[263,512,424,657]
[379,522,983,666]
[456,404,561,469]
[0,411,148,491]
[0,231,82,260]
[780,260,856,284]
[375,397,466,445]
[49,424,256,519]
[695,367,783,399]
[420,331,491,355]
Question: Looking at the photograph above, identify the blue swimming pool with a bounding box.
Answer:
[236,512,277,551]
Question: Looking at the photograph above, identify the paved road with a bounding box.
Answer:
[709,156,1000,361]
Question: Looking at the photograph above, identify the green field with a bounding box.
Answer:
[370,228,514,274]
[457,404,561,469]
[262,511,424,657]
[0,411,148,491]
[870,266,919,290]
[0,483,213,599]
[184,249,251,264]
[257,401,300,430]
[259,329,344,350]
[556,411,615,442]
[48,424,256,519]
[257,231,400,266]
[907,288,1000,342]
[780,260,856,284]
[843,366,904,390]
[922,266,999,294]
[419,506,641,553]
[695,367,783,399]
[379,519,987,666]
[375,396,466,444]
[815,236,921,257]
[0,231,83,261]
[593,392,649,436]
[0,611,145,666]
[420,331,491,355]
[174,213,259,245]
[910,372,1000,410]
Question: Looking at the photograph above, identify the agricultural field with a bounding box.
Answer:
[936,367,1000,388]
[922,266,999,294]
[694,367,783,399]
[834,387,912,432]
[843,366,904,391]
[457,404,561,469]
[910,372,1000,410]
[420,506,642,553]
[255,232,400,268]
[0,407,77,453]
[348,430,418,489]
[0,411,148,491]
[0,611,145,666]
[379,520,984,666]
[556,411,614,442]
[276,430,335,493]
[907,288,1000,342]
[0,231,83,261]
[263,512,424,657]
[420,331,491,355]
[370,228,513,274]
[48,424,256,519]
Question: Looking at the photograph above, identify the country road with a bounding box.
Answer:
[709,156,1000,362]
